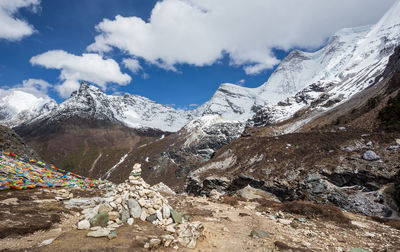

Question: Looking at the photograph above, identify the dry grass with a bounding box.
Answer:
[371,217,400,230]
[280,201,352,227]
[220,195,247,206]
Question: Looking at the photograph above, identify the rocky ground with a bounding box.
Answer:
[1,183,400,252]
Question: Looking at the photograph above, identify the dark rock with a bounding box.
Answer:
[146,214,157,223]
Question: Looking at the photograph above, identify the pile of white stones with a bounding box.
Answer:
[76,164,204,249]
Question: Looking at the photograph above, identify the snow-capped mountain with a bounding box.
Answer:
[189,0,400,128]
[0,91,56,127]
[23,82,195,132]
[2,1,400,133]
[250,0,400,128]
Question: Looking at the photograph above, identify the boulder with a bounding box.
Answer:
[90,211,109,227]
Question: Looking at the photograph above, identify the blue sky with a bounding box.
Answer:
[0,0,396,109]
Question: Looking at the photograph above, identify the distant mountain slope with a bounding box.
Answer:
[0,125,38,159]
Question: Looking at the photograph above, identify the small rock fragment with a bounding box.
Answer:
[362,150,380,161]
[250,229,269,238]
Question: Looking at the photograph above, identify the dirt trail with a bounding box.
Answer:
[1,189,399,252]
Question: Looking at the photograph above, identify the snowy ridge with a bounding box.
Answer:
[0,91,56,127]
[252,0,400,127]
[22,82,195,132]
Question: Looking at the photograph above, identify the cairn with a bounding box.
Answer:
[76,163,204,249]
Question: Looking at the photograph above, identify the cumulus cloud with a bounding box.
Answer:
[88,0,397,74]
[0,78,51,99]
[30,50,131,98]
[0,0,40,41]
[122,58,142,74]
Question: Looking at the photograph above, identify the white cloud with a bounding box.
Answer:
[30,50,131,98]
[88,0,397,74]
[0,78,51,99]
[0,0,40,41]
[122,58,142,74]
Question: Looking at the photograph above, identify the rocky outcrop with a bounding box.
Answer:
[185,130,400,218]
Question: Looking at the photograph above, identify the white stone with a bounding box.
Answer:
[110,202,117,209]
[127,218,134,225]
[138,198,146,207]
[156,210,163,221]
[166,225,176,233]
[87,228,110,237]
[162,205,171,219]
[140,209,148,221]
[278,219,292,225]
[165,218,173,225]
[77,220,90,230]
[40,238,55,247]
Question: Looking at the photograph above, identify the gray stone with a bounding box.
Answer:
[108,231,117,240]
[127,199,142,218]
[77,219,90,230]
[250,229,269,238]
[90,211,109,227]
[87,228,110,237]
[362,150,380,161]
[170,209,184,224]
[121,208,130,223]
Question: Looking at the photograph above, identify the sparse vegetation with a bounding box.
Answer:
[379,93,400,130]
[280,201,352,227]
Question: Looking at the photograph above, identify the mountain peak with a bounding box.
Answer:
[79,81,90,91]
